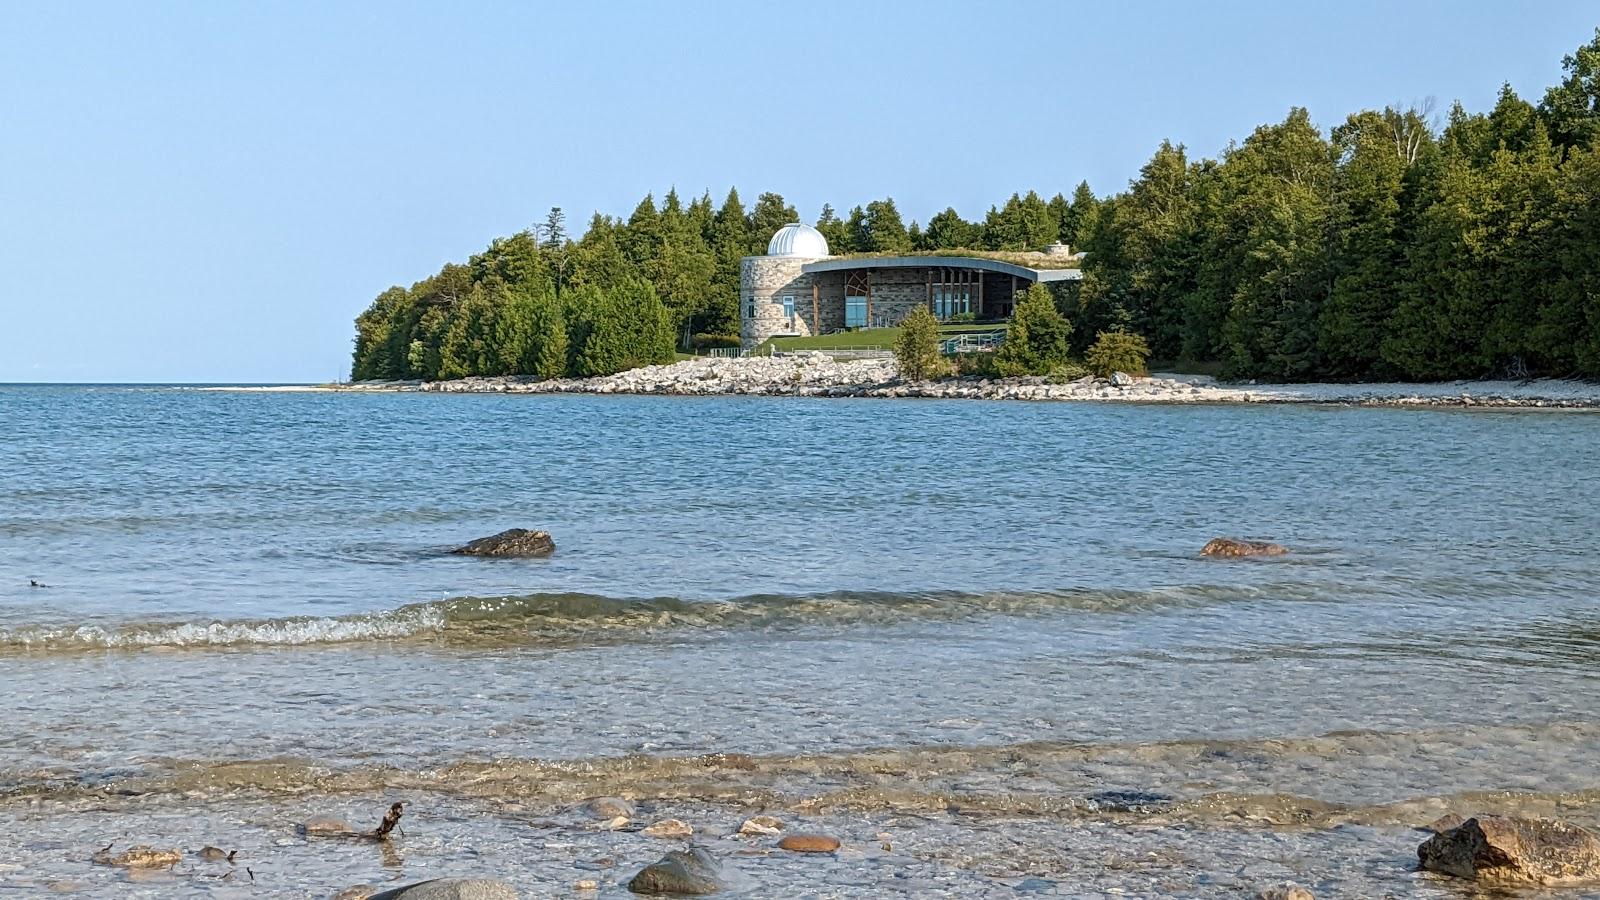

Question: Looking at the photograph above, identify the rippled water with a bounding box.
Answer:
[2,385,1599,897]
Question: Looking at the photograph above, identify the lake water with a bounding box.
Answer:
[2,385,1599,897]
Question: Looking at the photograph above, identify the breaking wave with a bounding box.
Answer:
[0,583,1324,653]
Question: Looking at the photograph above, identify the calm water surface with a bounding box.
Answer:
[1,385,1598,897]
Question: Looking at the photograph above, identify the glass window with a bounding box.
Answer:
[845,296,867,328]
[781,295,795,318]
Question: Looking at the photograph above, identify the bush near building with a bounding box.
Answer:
[994,284,1073,376]
[1086,329,1152,377]
[894,306,945,380]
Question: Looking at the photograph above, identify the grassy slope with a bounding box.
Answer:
[762,325,1006,352]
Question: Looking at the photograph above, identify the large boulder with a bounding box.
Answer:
[628,847,723,895]
[1418,815,1600,884]
[367,879,518,900]
[450,529,555,558]
[1200,537,1288,558]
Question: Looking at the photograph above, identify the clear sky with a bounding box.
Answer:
[2,1,1596,383]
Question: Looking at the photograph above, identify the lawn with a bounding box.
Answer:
[764,324,1007,353]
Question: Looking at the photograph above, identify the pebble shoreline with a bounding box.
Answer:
[324,354,1600,409]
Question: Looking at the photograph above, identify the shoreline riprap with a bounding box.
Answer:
[310,354,1600,408]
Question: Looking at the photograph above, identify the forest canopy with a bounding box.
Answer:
[353,28,1600,383]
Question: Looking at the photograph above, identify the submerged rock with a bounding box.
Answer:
[777,833,840,853]
[583,797,635,819]
[368,879,519,900]
[738,815,783,836]
[1200,537,1288,558]
[1418,815,1600,884]
[300,815,354,835]
[642,819,694,839]
[91,845,181,868]
[450,529,555,558]
[1257,884,1315,900]
[627,847,723,895]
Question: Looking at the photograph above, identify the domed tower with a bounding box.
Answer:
[740,223,830,350]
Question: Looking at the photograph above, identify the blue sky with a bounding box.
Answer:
[2,1,1595,382]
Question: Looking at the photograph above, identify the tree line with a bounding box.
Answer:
[350,187,1102,380]
[1075,29,1600,381]
[354,28,1600,382]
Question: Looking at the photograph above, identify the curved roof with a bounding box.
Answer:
[800,255,1082,282]
[767,223,830,258]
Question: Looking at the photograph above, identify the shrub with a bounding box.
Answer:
[1086,329,1152,377]
[946,311,977,324]
[894,306,946,380]
[690,332,741,350]
[994,284,1072,376]
[952,351,1000,378]
[1047,361,1090,382]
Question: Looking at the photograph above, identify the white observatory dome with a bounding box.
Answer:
[766,222,830,258]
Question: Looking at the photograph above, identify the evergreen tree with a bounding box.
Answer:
[925,207,979,249]
[894,306,944,380]
[1063,181,1101,247]
[529,287,569,379]
[843,205,868,253]
[815,203,849,253]
[568,214,635,292]
[1541,28,1600,154]
[1078,141,1202,359]
[492,282,540,375]
[995,284,1072,375]
[621,194,662,273]
[1318,108,1429,378]
[577,277,674,376]
[747,192,798,253]
[1047,193,1072,244]
[352,286,409,380]
[1207,109,1335,379]
[707,188,751,336]
[1017,190,1058,249]
[862,198,911,252]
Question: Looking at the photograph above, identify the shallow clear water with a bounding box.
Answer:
[2,385,1599,896]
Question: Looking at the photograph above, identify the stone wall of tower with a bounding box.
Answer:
[739,256,819,349]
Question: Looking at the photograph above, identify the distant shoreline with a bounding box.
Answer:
[248,356,1600,409]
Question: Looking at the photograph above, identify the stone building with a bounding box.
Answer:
[739,223,1083,349]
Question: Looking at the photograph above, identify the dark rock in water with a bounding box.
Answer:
[1084,789,1175,813]
[368,879,519,900]
[1418,815,1600,884]
[450,529,555,558]
[1200,537,1288,558]
[1014,877,1057,892]
[628,847,723,895]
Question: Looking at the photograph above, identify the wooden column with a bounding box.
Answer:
[866,270,873,326]
[977,272,984,318]
[926,267,933,312]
